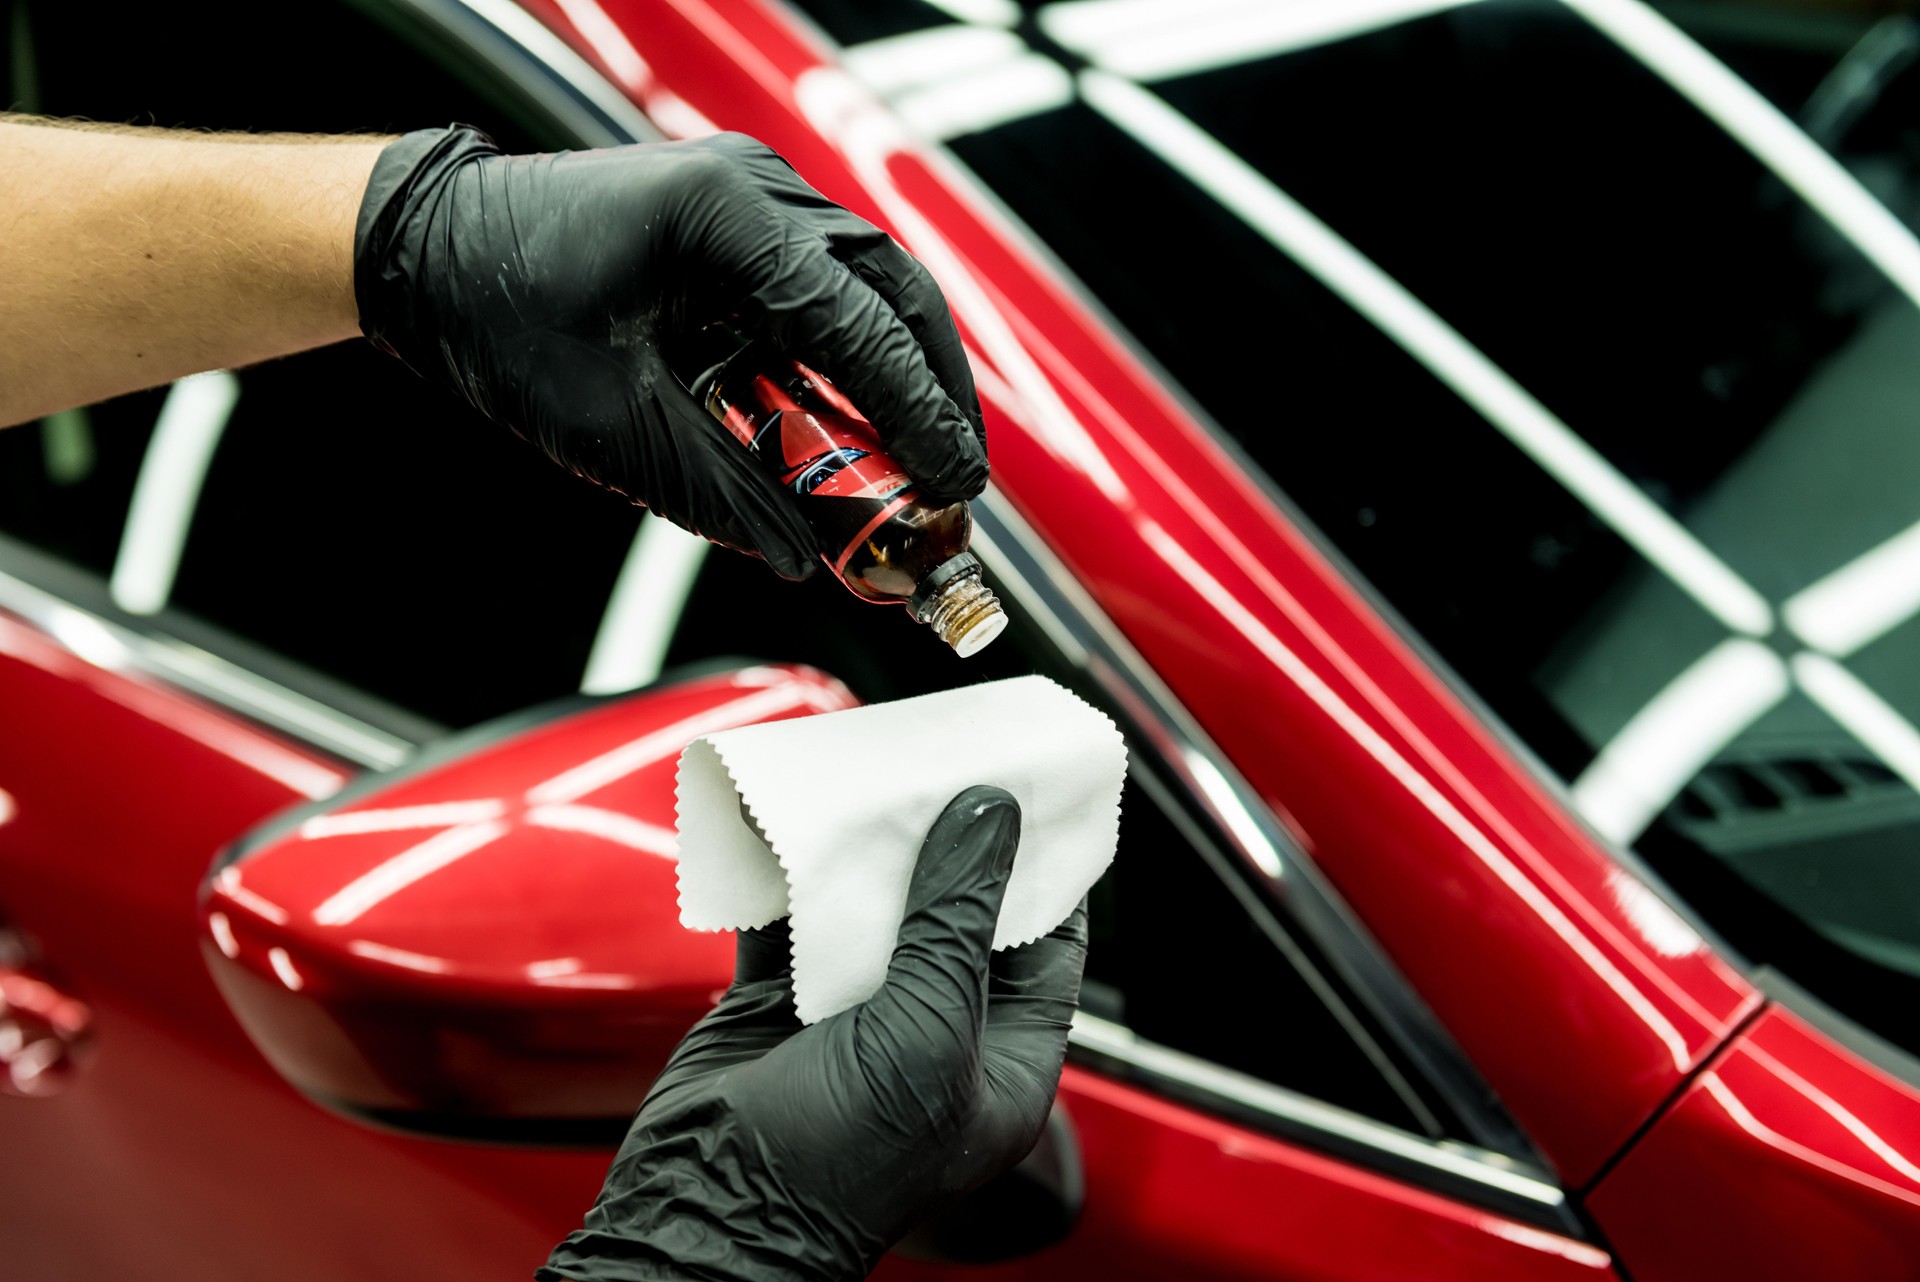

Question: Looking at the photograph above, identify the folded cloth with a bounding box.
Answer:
[674,675,1126,1023]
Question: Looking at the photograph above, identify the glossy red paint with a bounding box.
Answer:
[876,1068,1619,1282]
[201,664,854,1121]
[0,614,615,1277]
[1588,1007,1920,1279]
[529,0,1759,1186]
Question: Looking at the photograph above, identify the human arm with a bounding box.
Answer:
[1,119,987,578]
[0,117,384,426]
[539,786,1087,1282]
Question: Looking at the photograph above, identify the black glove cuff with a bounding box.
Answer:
[353,123,502,362]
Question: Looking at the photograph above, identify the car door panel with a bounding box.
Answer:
[878,1070,1616,1282]
[0,610,612,1277]
[1587,1007,1920,1281]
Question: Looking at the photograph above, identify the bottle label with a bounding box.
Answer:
[764,410,913,502]
[720,399,919,574]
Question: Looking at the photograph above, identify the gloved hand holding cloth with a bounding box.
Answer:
[538,787,1089,1282]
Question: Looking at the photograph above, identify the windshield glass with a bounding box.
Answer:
[794,0,1920,1056]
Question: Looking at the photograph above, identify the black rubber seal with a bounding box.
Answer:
[910,551,983,619]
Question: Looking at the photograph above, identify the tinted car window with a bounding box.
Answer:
[170,346,644,727]
[0,396,163,578]
[791,0,1920,1056]
[1,0,645,728]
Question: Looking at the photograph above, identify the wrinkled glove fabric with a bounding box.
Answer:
[354,124,987,579]
[537,788,1087,1282]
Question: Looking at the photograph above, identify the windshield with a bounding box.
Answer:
[792,0,1920,1057]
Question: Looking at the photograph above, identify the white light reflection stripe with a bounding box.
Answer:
[1570,639,1789,844]
[526,684,826,806]
[1747,1042,1920,1186]
[892,54,1076,141]
[346,940,452,973]
[454,0,657,138]
[217,868,290,925]
[1703,1074,1920,1211]
[1607,869,1705,960]
[551,0,650,88]
[1180,749,1283,877]
[841,23,1026,95]
[267,947,304,992]
[1791,653,1920,797]
[299,800,507,840]
[1045,0,1481,82]
[110,371,240,616]
[923,0,1021,25]
[1481,1221,1614,1270]
[532,972,638,989]
[1075,69,1773,638]
[312,820,511,926]
[581,518,709,696]
[1567,0,1920,317]
[207,911,239,959]
[1138,517,1694,1067]
[1783,516,1920,657]
[525,803,678,858]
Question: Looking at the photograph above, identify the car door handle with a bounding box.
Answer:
[0,963,93,1097]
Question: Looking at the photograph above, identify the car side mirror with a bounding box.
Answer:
[199,662,857,1141]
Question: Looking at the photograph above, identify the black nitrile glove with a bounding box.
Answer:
[538,786,1088,1282]
[354,125,987,580]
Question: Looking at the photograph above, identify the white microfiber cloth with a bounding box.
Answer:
[674,675,1126,1024]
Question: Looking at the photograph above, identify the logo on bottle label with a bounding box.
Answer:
[763,410,914,503]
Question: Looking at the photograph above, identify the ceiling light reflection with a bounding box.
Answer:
[1570,638,1789,846]
[1046,0,1480,82]
[299,800,506,840]
[1783,514,1920,658]
[346,940,453,974]
[267,947,304,992]
[1791,654,1920,797]
[215,868,289,926]
[312,820,512,927]
[207,912,239,960]
[526,803,678,858]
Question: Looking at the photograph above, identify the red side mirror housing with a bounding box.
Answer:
[199,663,857,1139]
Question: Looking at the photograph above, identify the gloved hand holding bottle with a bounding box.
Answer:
[538,787,1089,1282]
[355,126,989,582]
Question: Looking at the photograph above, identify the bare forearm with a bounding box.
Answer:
[0,117,390,426]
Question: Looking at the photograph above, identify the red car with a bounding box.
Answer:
[5,1,1920,1278]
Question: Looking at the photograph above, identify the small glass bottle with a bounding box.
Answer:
[701,345,1008,657]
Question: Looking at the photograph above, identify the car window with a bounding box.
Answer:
[789,0,1920,1059]
[664,538,1456,1142]
[0,0,649,730]
[0,394,164,579]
